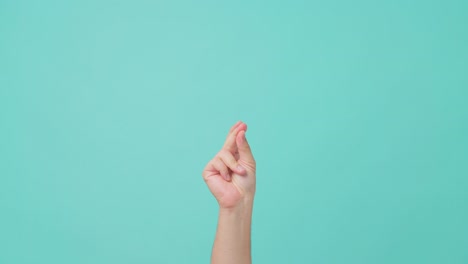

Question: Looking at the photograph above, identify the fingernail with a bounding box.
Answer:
[236,165,246,173]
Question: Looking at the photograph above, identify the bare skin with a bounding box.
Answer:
[202,121,256,264]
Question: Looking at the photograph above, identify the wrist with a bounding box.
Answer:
[218,197,253,237]
[219,196,254,214]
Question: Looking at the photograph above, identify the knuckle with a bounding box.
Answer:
[201,172,208,181]
[218,150,234,163]
[215,156,224,164]
[218,149,230,158]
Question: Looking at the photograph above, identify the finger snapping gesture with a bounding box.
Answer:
[202,121,256,209]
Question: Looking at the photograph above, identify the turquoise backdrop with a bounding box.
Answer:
[1,0,467,263]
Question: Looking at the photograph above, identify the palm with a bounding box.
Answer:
[202,121,256,209]
[204,171,243,208]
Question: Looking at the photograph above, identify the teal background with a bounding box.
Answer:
[1,0,467,263]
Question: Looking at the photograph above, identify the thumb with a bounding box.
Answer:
[236,130,255,165]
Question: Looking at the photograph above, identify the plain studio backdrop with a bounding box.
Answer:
[1,0,467,263]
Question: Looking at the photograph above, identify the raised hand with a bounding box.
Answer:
[202,121,256,209]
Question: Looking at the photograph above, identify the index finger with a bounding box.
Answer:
[229,121,242,133]
[223,121,247,153]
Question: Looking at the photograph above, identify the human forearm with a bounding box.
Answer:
[211,197,254,264]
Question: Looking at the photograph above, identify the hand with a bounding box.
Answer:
[202,121,256,209]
